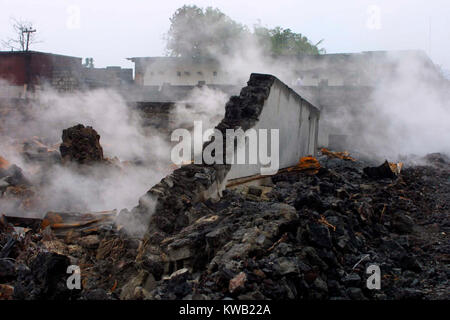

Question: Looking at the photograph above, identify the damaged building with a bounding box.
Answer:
[0,34,449,302]
[0,50,133,98]
[128,56,227,86]
[0,72,448,301]
[127,50,448,150]
[0,51,82,96]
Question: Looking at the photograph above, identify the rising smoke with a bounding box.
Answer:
[0,85,171,223]
[172,85,228,130]
[2,10,449,230]
[369,52,450,159]
[150,15,450,162]
[325,52,450,161]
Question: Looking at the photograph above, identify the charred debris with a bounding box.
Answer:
[0,127,448,300]
[0,75,449,301]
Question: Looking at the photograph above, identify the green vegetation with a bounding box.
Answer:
[165,5,325,58]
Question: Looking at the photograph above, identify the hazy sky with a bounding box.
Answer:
[1,0,450,70]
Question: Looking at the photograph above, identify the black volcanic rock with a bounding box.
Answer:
[60,124,104,164]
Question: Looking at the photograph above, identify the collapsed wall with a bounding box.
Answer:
[129,74,319,263]
[226,76,319,181]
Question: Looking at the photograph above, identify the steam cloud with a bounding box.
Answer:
[325,52,450,161]
[147,18,450,162]
[2,13,449,233]
[0,85,172,222]
[173,86,228,130]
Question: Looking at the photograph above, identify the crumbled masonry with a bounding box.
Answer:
[0,75,448,300]
[1,150,448,300]
[133,73,319,248]
[132,74,278,239]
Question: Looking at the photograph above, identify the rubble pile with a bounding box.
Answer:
[0,148,448,300]
[0,122,131,216]
[22,137,61,165]
[0,157,38,213]
[0,209,140,300]
[131,74,276,237]
[60,124,104,164]
[123,151,448,300]
[0,75,449,300]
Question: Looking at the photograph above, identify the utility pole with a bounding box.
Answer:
[22,27,36,51]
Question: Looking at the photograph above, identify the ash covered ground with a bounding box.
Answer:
[0,120,448,300]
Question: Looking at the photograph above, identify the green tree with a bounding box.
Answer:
[165,5,247,58]
[165,5,325,58]
[254,25,325,56]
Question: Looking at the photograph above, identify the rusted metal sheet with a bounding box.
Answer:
[1,210,117,237]
[1,215,42,231]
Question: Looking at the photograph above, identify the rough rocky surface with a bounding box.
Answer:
[0,150,448,300]
[0,77,448,301]
[0,211,139,300]
[0,124,115,216]
[0,161,39,214]
[132,74,277,239]
[60,124,104,164]
[126,151,449,300]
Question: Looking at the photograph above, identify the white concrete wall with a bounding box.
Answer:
[143,60,229,86]
[226,79,319,180]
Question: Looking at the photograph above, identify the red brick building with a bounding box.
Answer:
[0,51,82,92]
